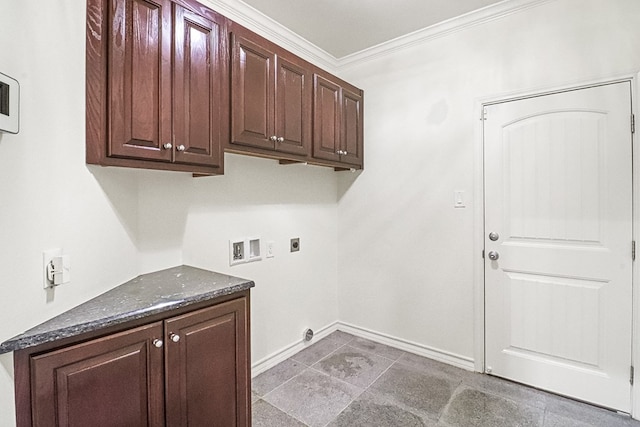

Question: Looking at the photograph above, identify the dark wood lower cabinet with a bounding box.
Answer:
[31,322,165,426]
[18,296,250,427]
[165,298,249,426]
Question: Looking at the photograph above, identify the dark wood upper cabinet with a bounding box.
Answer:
[340,87,364,166]
[312,75,342,163]
[275,57,311,155]
[107,0,173,162]
[173,5,225,168]
[230,32,311,156]
[87,0,363,174]
[313,74,364,168]
[87,0,228,174]
[231,34,275,150]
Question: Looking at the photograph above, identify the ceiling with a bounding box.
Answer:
[239,0,505,58]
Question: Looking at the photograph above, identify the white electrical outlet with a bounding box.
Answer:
[43,249,70,288]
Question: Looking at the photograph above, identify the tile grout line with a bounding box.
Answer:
[258,359,311,401]
[315,345,426,425]
[260,333,358,427]
[436,379,465,425]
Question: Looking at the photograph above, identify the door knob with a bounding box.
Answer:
[270,135,278,142]
[170,333,180,343]
[489,232,499,241]
[488,251,499,261]
[163,143,172,150]
[176,144,186,152]
[153,339,163,348]
[277,136,284,143]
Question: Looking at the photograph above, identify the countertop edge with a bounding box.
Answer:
[0,279,254,355]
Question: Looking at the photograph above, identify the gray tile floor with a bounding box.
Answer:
[252,331,640,427]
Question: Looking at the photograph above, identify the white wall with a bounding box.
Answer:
[336,0,640,362]
[0,2,143,424]
[181,154,339,365]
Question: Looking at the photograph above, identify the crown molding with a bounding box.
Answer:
[199,0,340,72]
[336,0,554,71]
[199,0,554,75]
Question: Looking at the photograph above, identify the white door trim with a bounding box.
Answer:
[473,73,638,417]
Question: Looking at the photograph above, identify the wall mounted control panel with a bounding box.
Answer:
[0,72,19,134]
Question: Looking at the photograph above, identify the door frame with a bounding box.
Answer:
[473,73,638,416]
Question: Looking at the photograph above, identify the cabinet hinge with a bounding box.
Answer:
[482,249,485,259]
[633,241,636,261]
[631,366,634,385]
[481,108,487,121]
[632,114,636,134]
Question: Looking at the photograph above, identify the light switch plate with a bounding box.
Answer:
[454,190,466,208]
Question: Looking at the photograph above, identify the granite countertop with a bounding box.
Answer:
[0,265,254,354]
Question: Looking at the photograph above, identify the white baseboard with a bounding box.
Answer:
[251,322,340,377]
[251,321,475,378]
[337,322,475,372]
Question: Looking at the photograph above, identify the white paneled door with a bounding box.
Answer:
[484,82,633,412]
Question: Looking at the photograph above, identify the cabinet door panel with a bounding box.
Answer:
[30,322,164,427]
[275,57,311,155]
[312,74,341,162]
[341,88,363,167]
[231,34,275,150]
[174,6,224,168]
[165,297,249,426]
[108,0,172,161]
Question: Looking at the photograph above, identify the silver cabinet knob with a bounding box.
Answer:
[343,150,348,155]
[153,339,163,348]
[489,232,499,241]
[270,135,278,142]
[488,251,500,261]
[176,144,186,152]
[336,150,344,155]
[277,136,284,143]
[170,333,180,343]
[163,143,172,150]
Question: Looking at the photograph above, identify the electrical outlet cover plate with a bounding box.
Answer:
[266,241,275,258]
[43,249,62,288]
[43,249,71,288]
[290,238,300,252]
